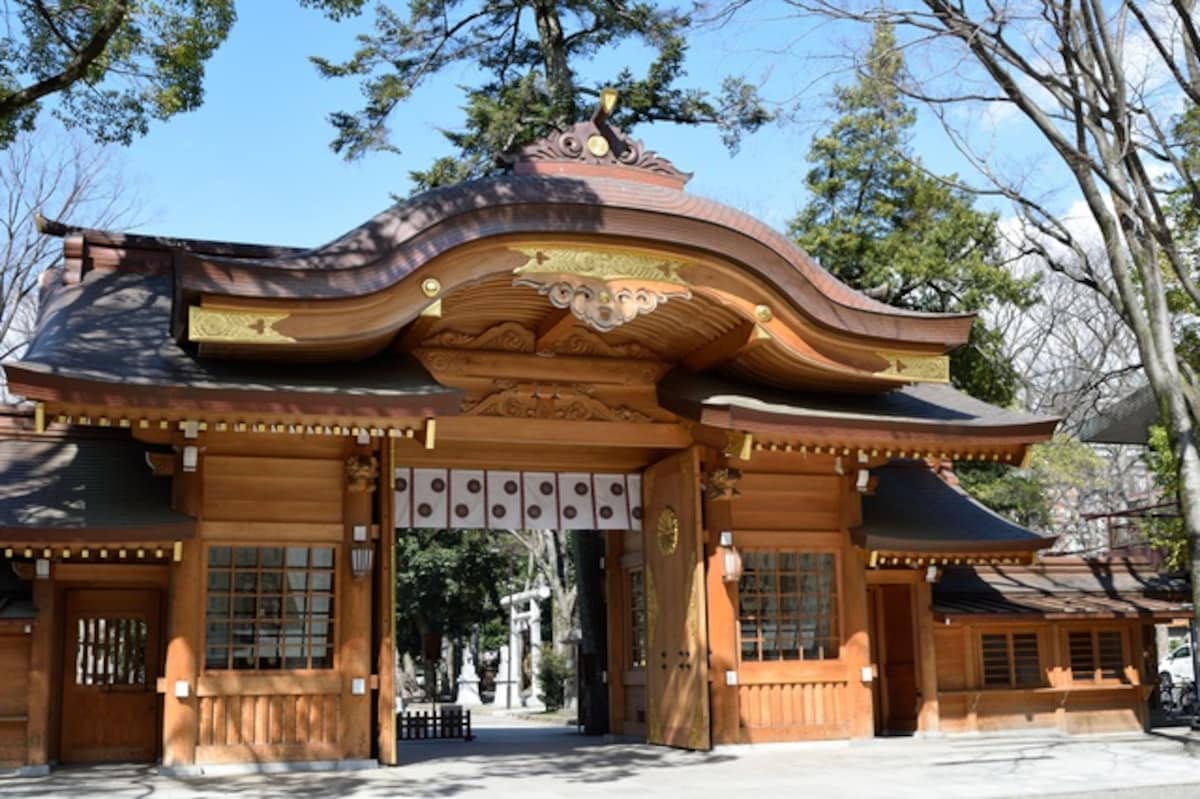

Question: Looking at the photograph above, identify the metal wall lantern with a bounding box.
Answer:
[350,545,374,580]
[718,531,743,584]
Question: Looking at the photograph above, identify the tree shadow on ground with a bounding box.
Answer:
[0,722,736,798]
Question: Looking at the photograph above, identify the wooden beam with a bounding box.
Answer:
[398,315,442,350]
[435,416,691,449]
[682,320,767,372]
[414,348,669,386]
[376,439,398,765]
[340,439,374,760]
[534,308,578,351]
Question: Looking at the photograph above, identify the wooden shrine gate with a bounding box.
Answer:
[391,457,710,751]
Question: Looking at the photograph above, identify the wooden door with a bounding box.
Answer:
[60,589,162,763]
[643,448,711,750]
[876,584,918,734]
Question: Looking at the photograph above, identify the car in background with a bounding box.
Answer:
[1159,643,1194,685]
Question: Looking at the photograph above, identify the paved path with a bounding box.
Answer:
[5,714,1200,798]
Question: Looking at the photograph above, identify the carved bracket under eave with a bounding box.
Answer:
[512,246,692,333]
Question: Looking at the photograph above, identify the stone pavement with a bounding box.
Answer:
[5,713,1200,798]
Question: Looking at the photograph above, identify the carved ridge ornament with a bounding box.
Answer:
[188,306,295,344]
[656,507,680,556]
[461,380,654,424]
[875,351,951,383]
[502,120,693,187]
[513,247,693,333]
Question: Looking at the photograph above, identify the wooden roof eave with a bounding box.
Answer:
[0,522,196,545]
[168,177,974,351]
[678,404,1057,463]
[932,607,1187,623]
[3,365,463,421]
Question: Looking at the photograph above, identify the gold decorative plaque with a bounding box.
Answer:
[656,507,680,556]
[514,246,691,285]
[188,306,295,344]
[875,351,951,382]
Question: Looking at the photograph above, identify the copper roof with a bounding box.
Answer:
[852,461,1055,555]
[658,371,1059,446]
[5,269,462,418]
[932,557,1190,620]
[0,417,194,542]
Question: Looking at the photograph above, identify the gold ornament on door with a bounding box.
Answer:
[657,507,679,556]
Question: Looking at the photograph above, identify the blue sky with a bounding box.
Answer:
[87,1,1024,248]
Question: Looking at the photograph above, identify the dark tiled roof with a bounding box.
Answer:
[658,370,1058,438]
[0,433,194,540]
[932,557,1191,619]
[852,462,1054,554]
[4,269,461,415]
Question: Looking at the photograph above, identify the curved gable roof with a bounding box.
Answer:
[173,175,973,350]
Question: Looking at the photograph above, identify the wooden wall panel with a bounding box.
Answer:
[934,627,967,691]
[202,456,344,523]
[729,473,840,531]
[935,620,1148,735]
[0,630,31,766]
[737,680,849,742]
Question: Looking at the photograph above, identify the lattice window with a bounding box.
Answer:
[738,551,839,661]
[75,617,149,687]
[980,632,1041,688]
[1068,629,1126,682]
[205,546,336,671]
[628,568,646,669]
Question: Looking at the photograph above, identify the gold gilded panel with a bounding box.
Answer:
[188,306,295,344]
[875,351,950,382]
[514,246,691,285]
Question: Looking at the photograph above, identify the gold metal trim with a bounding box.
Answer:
[188,306,295,344]
[656,507,679,556]
[586,135,610,157]
[874,351,950,382]
[513,246,691,285]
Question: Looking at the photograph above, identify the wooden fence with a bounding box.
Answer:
[398,706,474,741]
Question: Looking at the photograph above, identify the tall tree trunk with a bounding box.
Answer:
[533,0,576,126]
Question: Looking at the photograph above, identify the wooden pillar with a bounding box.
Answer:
[702,458,739,745]
[913,580,940,734]
[604,532,626,735]
[162,459,203,767]
[375,440,397,765]
[840,480,874,739]
[340,443,375,760]
[25,578,55,766]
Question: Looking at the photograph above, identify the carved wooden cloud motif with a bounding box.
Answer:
[512,246,693,332]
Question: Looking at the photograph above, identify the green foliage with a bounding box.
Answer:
[303,0,771,189]
[536,647,572,711]
[0,1,236,147]
[788,23,1036,407]
[394,528,513,665]
[1142,425,1188,569]
[789,23,1044,522]
[957,435,1106,532]
[957,461,1049,530]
